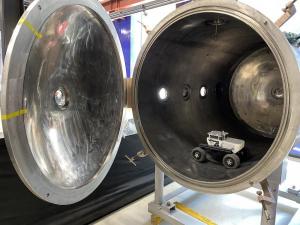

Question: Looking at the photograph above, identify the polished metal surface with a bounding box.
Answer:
[1,0,126,204]
[133,0,300,194]
[230,48,283,138]
[23,4,124,189]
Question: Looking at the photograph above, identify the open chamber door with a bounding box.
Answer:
[1,0,126,205]
[132,0,300,194]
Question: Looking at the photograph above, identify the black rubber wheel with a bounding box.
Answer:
[192,147,206,162]
[223,154,240,169]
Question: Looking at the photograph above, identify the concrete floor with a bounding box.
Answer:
[92,181,299,225]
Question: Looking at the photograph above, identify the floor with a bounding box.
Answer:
[92,160,300,225]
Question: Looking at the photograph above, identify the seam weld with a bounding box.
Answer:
[1,109,28,121]
[175,202,218,225]
[19,18,43,39]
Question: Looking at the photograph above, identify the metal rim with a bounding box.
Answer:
[132,0,300,193]
[1,0,126,204]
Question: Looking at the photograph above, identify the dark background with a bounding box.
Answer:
[0,135,171,225]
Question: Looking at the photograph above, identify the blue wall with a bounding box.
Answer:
[114,17,132,78]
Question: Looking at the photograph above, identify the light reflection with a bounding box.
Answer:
[158,87,168,101]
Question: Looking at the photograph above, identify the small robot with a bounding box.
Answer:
[192,131,245,169]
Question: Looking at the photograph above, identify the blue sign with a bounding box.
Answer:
[114,17,131,78]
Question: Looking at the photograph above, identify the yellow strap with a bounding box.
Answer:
[151,215,162,225]
[18,17,43,39]
[1,109,28,121]
[175,202,218,225]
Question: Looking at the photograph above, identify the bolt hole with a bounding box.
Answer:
[199,86,208,98]
[271,87,283,99]
[182,84,191,101]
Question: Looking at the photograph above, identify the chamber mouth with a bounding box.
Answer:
[136,11,284,183]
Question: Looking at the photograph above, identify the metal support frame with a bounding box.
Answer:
[258,165,283,225]
[275,0,297,28]
[258,180,278,225]
[148,167,194,225]
[279,187,300,204]
[110,0,186,19]
[149,166,284,225]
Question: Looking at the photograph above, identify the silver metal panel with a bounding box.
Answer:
[1,0,126,205]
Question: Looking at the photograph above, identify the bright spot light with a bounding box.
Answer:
[120,28,130,35]
[200,86,207,97]
[158,88,168,101]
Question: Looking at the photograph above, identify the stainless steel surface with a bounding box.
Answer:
[230,48,283,138]
[1,0,126,204]
[133,0,300,194]
[154,165,164,205]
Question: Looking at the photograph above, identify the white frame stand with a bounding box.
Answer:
[149,165,285,225]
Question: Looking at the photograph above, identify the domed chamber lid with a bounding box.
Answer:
[1,0,126,205]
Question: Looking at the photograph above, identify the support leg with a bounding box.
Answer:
[258,165,283,225]
[259,180,279,225]
[155,165,164,205]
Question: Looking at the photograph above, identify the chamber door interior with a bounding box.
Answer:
[1,0,125,205]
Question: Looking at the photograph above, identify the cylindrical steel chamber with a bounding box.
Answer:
[132,0,300,194]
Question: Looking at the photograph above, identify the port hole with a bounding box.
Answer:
[200,86,208,98]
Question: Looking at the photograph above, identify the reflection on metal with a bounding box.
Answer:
[54,87,68,109]
[230,48,283,138]
[1,0,126,205]
[158,87,168,101]
[23,4,124,189]
[133,0,300,194]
